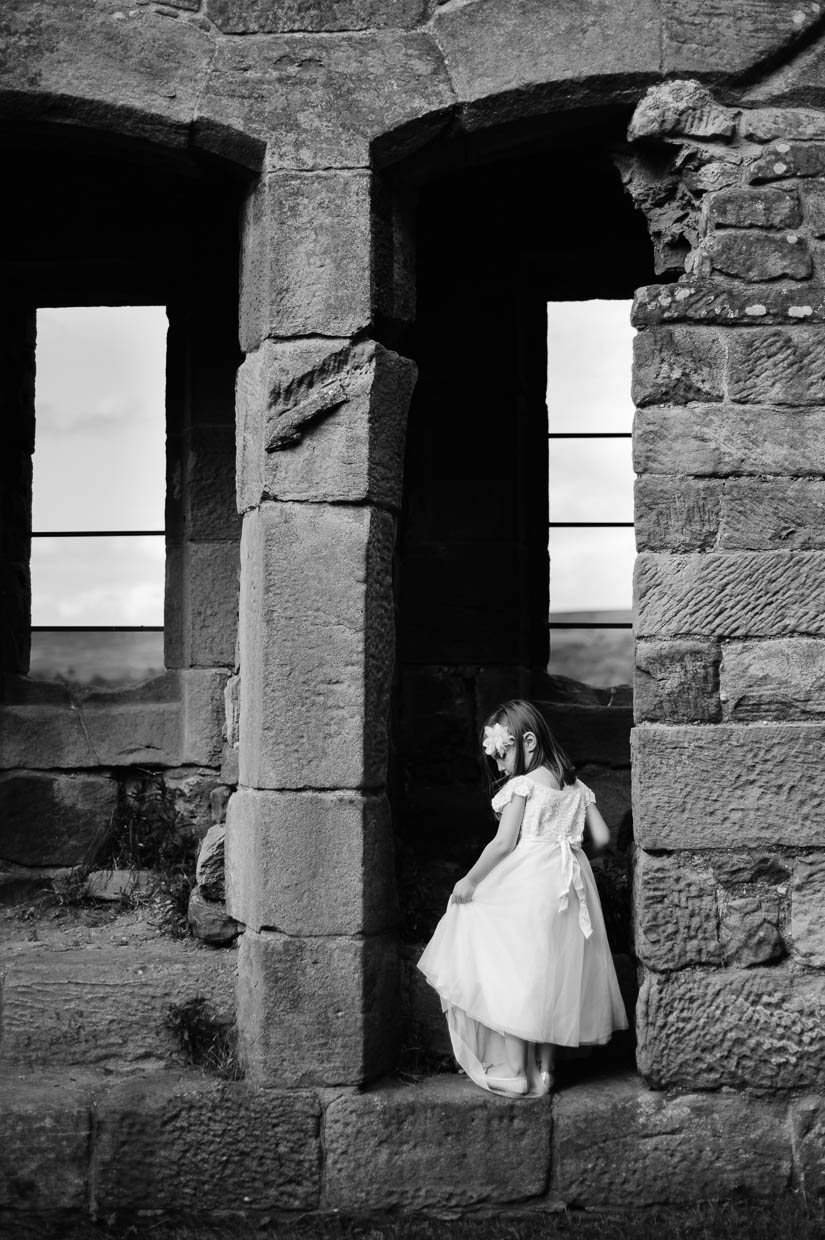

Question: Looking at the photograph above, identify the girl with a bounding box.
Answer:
[417,699,628,1097]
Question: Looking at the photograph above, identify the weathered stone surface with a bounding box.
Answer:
[634,851,720,970]
[324,1076,550,1211]
[703,230,811,281]
[84,869,155,903]
[633,281,825,325]
[181,424,242,542]
[704,186,801,230]
[236,928,398,1086]
[0,942,236,1068]
[662,2,820,76]
[632,723,825,849]
[740,109,825,142]
[0,1077,91,1212]
[638,968,825,1089]
[634,477,720,551]
[239,503,395,790]
[728,327,825,404]
[749,142,825,182]
[634,404,825,476]
[0,772,117,867]
[536,702,632,768]
[92,1074,320,1213]
[712,852,790,887]
[206,0,427,31]
[634,640,721,723]
[632,328,725,407]
[636,551,825,639]
[553,1072,789,1206]
[180,541,239,669]
[236,338,416,511]
[225,789,397,935]
[720,893,784,966]
[400,944,453,1059]
[718,479,825,551]
[721,639,825,720]
[187,886,239,945]
[181,668,229,766]
[791,1096,825,1198]
[240,172,371,348]
[196,824,226,899]
[792,853,825,967]
[801,183,825,238]
[629,80,735,142]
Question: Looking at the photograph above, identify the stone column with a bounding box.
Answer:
[0,304,35,675]
[227,171,416,1085]
[625,82,825,1090]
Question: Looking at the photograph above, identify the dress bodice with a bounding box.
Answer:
[491,774,595,845]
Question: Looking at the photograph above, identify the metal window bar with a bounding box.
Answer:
[30,529,165,631]
[31,530,164,537]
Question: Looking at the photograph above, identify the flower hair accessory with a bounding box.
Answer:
[483,723,515,758]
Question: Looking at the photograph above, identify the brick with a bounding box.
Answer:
[225,788,398,934]
[92,1074,320,1214]
[720,893,784,966]
[704,230,811,281]
[705,186,801,230]
[740,109,825,142]
[0,771,117,867]
[634,404,825,476]
[632,328,725,406]
[0,1077,91,1212]
[553,1074,789,1206]
[728,327,825,404]
[633,851,720,970]
[324,1076,550,1211]
[792,853,825,967]
[634,640,721,723]
[634,477,720,551]
[638,967,825,1089]
[636,550,825,639]
[801,183,825,238]
[719,478,825,550]
[239,502,394,790]
[721,638,825,720]
[633,280,825,325]
[632,723,825,849]
[236,928,398,1086]
[749,142,825,182]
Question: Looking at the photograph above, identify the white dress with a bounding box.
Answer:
[417,774,628,1095]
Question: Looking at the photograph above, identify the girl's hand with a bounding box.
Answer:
[451,877,476,905]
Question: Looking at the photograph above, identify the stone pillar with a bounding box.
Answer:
[625,82,825,1090]
[227,170,416,1085]
[0,304,35,675]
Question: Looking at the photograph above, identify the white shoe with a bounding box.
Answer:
[485,1072,529,1095]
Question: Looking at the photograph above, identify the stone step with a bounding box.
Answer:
[0,939,236,1070]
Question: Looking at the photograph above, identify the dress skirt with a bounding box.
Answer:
[417,834,628,1094]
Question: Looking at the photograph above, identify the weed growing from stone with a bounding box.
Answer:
[165,995,242,1080]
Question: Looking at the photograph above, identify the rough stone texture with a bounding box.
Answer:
[728,327,825,405]
[636,551,825,639]
[718,479,825,551]
[634,404,825,477]
[792,853,825,967]
[634,477,720,551]
[324,1076,550,1211]
[662,4,820,76]
[180,424,242,542]
[632,327,725,407]
[720,894,784,966]
[712,852,790,888]
[633,851,720,970]
[0,1077,90,1212]
[791,1096,825,1199]
[178,541,239,669]
[240,172,371,349]
[225,789,397,935]
[721,639,825,720]
[0,772,118,867]
[196,824,226,900]
[239,503,395,790]
[205,0,428,31]
[801,183,825,238]
[638,968,825,1089]
[703,230,812,281]
[236,338,416,511]
[634,640,721,723]
[236,928,398,1086]
[400,944,453,1060]
[633,281,825,326]
[553,1073,790,1206]
[749,143,825,183]
[741,110,825,142]
[629,79,734,141]
[84,869,156,903]
[92,1074,321,1214]
[0,943,236,1069]
[187,886,239,945]
[632,723,825,849]
[704,186,801,230]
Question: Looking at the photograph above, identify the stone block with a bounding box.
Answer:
[740,109,825,142]
[182,424,242,542]
[705,186,801,230]
[634,404,825,476]
[236,338,416,511]
[704,230,811,281]
[634,477,720,551]
[239,503,395,790]
[0,942,236,1068]
[0,703,97,768]
[634,640,721,723]
[181,668,229,766]
[400,944,453,1059]
[719,478,825,550]
[324,1076,550,1211]
[633,281,825,326]
[632,328,725,407]
[792,852,825,967]
[182,541,239,669]
[240,172,371,348]
[712,852,790,887]
[721,638,825,720]
[633,851,720,970]
[0,1077,91,1212]
[720,893,784,966]
[0,772,117,867]
[187,886,239,945]
[801,183,825,238]
[728,327,825,404]
[636,550,825,639]
[663,5,820,76]
[628,80,735,142]
[205,0,427,30]
[553,1073,790,1206]
[632,723,825,849]
[236,928,398,1086]
[637,967,825,1089]
[84,869,155,902]
[749,142,825,183]
[790,1096,825,1198]
[92,1074,320,1214]
[535,702,632,768]
[196,823,226,899]
[225,789,397,935]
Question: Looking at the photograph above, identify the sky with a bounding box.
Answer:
[31,300,636,628]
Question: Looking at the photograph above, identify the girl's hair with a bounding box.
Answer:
[483,699,576,789]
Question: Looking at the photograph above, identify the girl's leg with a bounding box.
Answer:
[502,1033,527,1078]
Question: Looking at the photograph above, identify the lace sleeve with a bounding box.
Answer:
[491,776,534,814]
[578,780,596,807]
